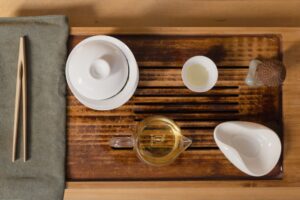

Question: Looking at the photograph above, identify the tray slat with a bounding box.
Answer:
[67,34,283,180]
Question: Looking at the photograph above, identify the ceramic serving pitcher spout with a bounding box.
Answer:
[110,116,192,166]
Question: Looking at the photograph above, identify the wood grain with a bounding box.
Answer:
[67,33,282,180]
[64,187,300,200]
[2,0,300,27]
[64,27,300,199]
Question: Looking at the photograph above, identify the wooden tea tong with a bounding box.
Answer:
[12,36,27,162]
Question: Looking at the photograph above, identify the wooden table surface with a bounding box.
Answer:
[1,1,300,199]
[64,27,300,200]
[1,0,300,27]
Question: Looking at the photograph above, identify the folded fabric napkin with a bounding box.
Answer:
[0,16,68,200]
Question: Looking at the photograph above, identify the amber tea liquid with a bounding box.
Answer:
[135,116,187,166]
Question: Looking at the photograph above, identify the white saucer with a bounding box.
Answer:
[66,35,139,110]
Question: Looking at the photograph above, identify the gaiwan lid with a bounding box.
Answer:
[67,38,129,100]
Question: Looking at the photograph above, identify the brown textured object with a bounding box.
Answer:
[66,34,283,181]
[256,60,286,87]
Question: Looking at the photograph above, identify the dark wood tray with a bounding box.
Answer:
[67,34,283,180]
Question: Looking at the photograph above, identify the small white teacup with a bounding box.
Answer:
[181,56,218,93]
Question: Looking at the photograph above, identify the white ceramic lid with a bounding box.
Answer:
[66,35,139,110]
[67,37,129,100]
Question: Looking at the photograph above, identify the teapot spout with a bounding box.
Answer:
[181,136,192,152]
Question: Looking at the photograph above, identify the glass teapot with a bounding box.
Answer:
[110,116,192,166]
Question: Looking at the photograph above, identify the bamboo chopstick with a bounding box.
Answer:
[12,36,27,162]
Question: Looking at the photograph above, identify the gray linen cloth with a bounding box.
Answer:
[0,16,68,200]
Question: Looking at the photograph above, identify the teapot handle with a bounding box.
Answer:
[110,136,134,148]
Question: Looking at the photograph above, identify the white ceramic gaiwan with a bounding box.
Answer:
[214,121,282,177]
[66,35,139,110]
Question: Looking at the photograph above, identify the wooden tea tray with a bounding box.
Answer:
[67,32,283,180]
